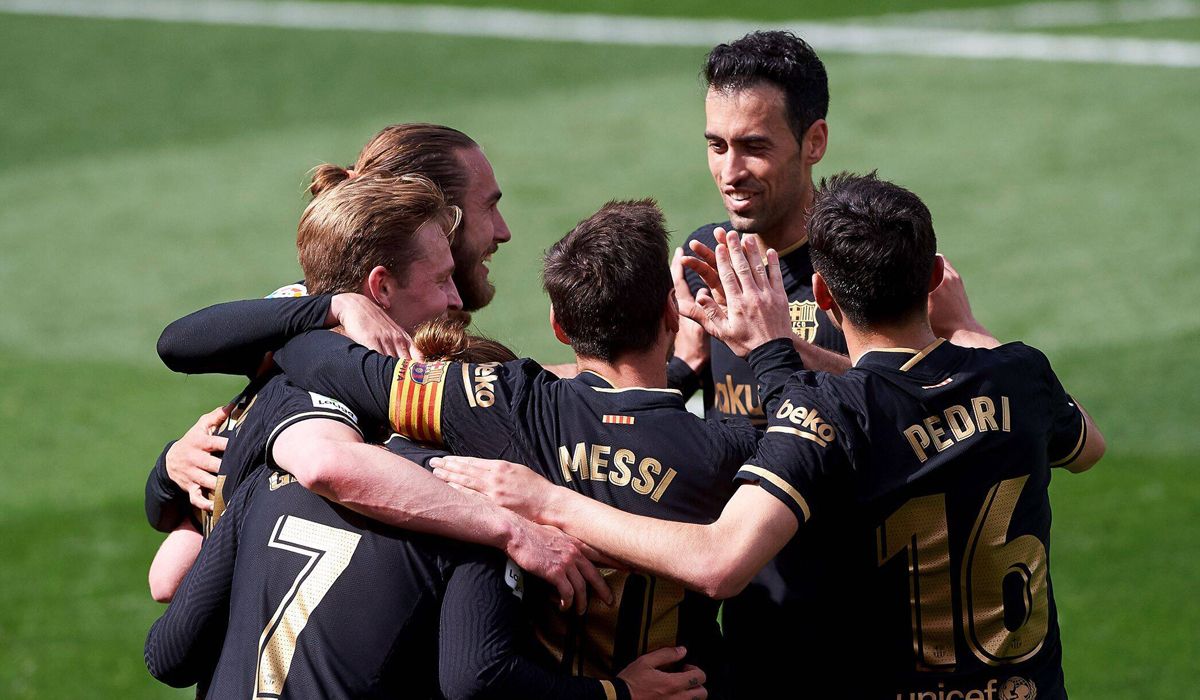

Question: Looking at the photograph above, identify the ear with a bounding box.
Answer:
[803,119,828,166]
[928,254,946,293]
[549,306,571,347]
[812,271,834,311]
[365,265,394,309]
[665,293,680,334]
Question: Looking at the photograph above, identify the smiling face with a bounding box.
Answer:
[705,83,817,247]
[451,147,512,311]
[386,220,463,331]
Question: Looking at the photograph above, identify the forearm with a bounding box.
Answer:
[157,294,333,375]
[792,339,851,374]
[302,442,522,552]
[145,441,188,532]
[537,487,727,597]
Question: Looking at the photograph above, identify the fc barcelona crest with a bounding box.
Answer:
[789,300,820,343]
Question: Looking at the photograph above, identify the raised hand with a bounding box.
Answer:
[927,255,999,349]
[680,230,792,357]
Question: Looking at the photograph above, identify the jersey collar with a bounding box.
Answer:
[574,370,684,398]
[855,338,949,372]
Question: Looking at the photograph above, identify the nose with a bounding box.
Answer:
[720,151,747,186]
[446,281,463,311]
[493,209,512,244]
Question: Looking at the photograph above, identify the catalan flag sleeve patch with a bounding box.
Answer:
[602,414,635,425]
[388,360,448,444]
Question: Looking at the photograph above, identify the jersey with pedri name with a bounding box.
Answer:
[735,338,1087,699]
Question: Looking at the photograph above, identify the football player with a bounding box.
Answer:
[434,173,1105,698]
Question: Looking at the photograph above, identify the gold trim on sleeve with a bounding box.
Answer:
[740,465,812,522]
[600,680,618,700]
[1049,413,1087,467]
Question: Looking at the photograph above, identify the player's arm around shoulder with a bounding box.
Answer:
[432,452,799,601]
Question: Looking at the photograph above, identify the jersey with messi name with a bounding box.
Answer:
[145,376,624,700]
[273,330,763,692]
[734,338,1087,699]
[683,222,848,425]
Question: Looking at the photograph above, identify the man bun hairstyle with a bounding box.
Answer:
[412,317,518,364]
[542,199,672,363]
[704,30,829,145]
[297,173,459,295]
[807,171,938,328]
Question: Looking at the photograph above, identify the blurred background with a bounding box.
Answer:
[1,0,1197,696]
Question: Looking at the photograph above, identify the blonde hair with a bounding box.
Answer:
[413,317,517,364]
[297,173,460,295]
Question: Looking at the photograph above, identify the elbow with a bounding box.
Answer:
[694,554,753,600]
[156,323,190,373]
[148,574,175,604]
[144,630,195,688]
[285,441,340,495]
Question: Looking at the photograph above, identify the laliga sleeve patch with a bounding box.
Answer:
[309,392,358,424]
[265,283,308,298]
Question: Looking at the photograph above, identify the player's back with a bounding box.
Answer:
[755,339,1085,698]
[205,464,459,699]
[441,361,760,686]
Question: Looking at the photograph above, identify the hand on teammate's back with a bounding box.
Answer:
[431,455,614,613]
[677,229,792,357]
[618,646,709,700]
[329,292,422,359]
[165,406,228,511]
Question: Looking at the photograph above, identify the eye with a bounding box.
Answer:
[708,140,727,154]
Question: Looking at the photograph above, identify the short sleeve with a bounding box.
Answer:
[263,380,364,468]
[1033,349,1087,467]
[431,359,543,459]
[735,385,848,525]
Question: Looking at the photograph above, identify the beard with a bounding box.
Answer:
[453,261,496,312]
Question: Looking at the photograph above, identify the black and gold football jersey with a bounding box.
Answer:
[732,338,1086,699]
[273,330,765,693]
[146,376,624,699]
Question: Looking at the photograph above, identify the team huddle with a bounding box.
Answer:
[142,31,1105,699]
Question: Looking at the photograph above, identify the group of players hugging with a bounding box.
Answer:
[141,30,1105,700]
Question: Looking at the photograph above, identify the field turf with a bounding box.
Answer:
[0,1,1196,696]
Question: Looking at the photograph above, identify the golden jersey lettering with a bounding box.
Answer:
[556,442,678,503]
[769,398,837,447]
[388,360,447,444]
[462,362,500,408]
[903,395,1011,463]
[713,374,763,418]
[895,676,1037,700]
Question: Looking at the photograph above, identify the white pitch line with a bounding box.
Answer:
[1,0,1198,68]
[864,0,1200,29]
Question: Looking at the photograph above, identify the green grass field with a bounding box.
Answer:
[1,1,1197,696]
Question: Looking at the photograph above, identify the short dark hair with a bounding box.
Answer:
[542,199,672,362]
[704,31,829,145]
[808,172,937,327]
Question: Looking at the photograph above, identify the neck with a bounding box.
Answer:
[575,350,668,389]
[842,316,939,366]
[758,185,813,251]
